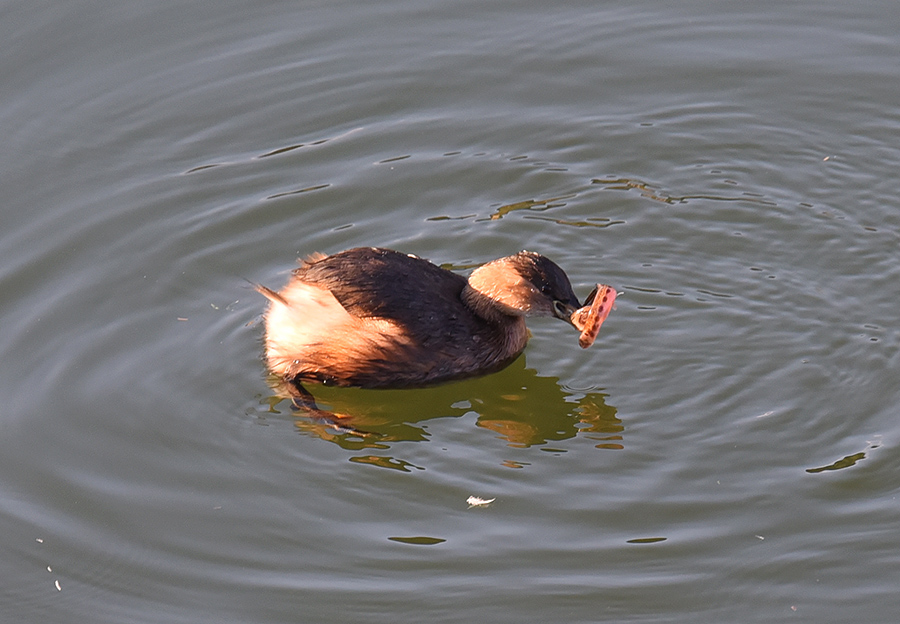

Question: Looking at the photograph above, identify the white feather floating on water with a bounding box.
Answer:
[466,496,495,508]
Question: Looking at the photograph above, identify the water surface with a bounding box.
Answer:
[2,1,899,622]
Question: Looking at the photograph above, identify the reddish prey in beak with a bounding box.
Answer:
[570,284,617,348]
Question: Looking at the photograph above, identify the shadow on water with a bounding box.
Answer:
[257,356,622,464]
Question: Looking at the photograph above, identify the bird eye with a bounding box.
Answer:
[554,301,568,315]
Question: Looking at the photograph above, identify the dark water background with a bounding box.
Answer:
[2,1,899,622]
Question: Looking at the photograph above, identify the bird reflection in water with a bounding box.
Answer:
[260,357,622,468]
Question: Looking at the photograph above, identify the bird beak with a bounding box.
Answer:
[553,301,581,325]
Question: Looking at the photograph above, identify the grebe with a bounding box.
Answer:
[257,247,615,389]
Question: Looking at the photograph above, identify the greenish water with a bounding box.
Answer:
[2,1,899,622]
